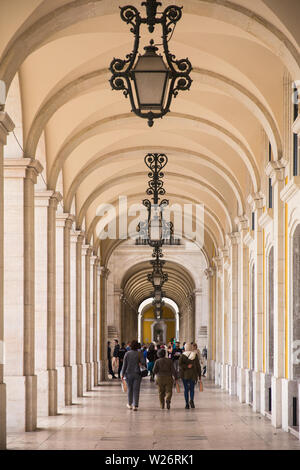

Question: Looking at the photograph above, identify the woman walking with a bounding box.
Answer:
[153,348,178,409]
[179,342,202,409]
[121,340,145,411]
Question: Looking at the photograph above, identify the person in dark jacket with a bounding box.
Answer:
[147,343,157,382]
[107,341,116,379]
[153,348,178,409]
[118,342,127,379]
[112,339,120,376]
[121,340,146,411]
[179,342,202,409]
[171,341,183,376]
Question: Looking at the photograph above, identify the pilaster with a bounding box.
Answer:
[0,112,14,449]
[4,157,42,432]
[99,266,110,381]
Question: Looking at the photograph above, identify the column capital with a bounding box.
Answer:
[35,190,62,209]
[265,158,288,184]
[234,214,249,231]
[56,213,74,229]
[204,266,215,279]
[90,255,99,266]
[0,112,14,144]
[227,231,241,245]
[247,191,265,211]
[258,208,273,229]
[70,229,82,243]
[4,158,43,182]
[280,176,300,204]
[100,266,110,280]
[212,256,222,272]
[77,232,85,245]
[82,244,91,256]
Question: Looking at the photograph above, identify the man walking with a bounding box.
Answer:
[107,341,116,379]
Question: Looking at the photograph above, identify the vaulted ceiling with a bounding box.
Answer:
[1,0,299,263]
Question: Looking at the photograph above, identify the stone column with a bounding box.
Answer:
[266,159,287,427]
[92,257,100,386]
[76,234,85,396]
[4,157,42,432]
[235,216,249,403]
[248,192,265,412]
[56,213,67,410]
[0,112,14,449]
[114,288,123,340]
[35,190,62,417]
[84,246,93,392]
[194,288,204,349]
[213,256,222,386]
[229,233,240,396]
[70,230,80,402]
[221,249,229,390]
[204,267,215,380]
[62,216,75,405]
[99,267,110,382]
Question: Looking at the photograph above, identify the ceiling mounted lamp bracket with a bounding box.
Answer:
[109,0,193,127]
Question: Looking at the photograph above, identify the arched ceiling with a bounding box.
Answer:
[121,260,195,308]
[1,0,299,266]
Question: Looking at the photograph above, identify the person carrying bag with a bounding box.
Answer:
[178,342,202,409]
[121,340,146,411]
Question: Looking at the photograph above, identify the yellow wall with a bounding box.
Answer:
[142,306,176,343]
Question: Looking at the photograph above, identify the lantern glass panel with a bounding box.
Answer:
[133,51,168,110]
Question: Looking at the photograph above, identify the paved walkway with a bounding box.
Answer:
[6,379,300,450]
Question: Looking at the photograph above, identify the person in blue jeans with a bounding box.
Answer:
[179,342,202,409]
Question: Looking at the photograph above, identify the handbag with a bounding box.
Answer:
[121,378,127,393]
[140,366,148,377]
[175,381,181,393]
[199,380,203,392]
[139,351,148,377]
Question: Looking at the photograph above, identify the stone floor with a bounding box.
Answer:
[6,379,300,450]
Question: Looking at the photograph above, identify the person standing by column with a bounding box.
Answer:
[112,339,120,377]
[179,342,202,409]
[121,340,145,411]
[107,341,116,379]
[147,343,157,382]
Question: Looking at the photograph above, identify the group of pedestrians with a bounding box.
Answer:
[113,338,207,411]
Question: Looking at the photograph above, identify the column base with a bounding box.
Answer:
[245,369,251,404]
[225,364,229,391]
[36,370,49,417]
[99,360,105,382]
[77,364,83,397]
[237,367,246,403]
[208,360,215,381]
[57,366,65,410]
[252,371,261,412]
[260,372,272,416]
[86,362,92,391]
[229,365,237,396]
[221,364,226,389]
[48,369,58,416]
[271,376,283,428]
[6,375,37,432]
[93,361,99,387]
[281,378,298,431]
[71,363,78,403]
[64,366,72,406]
[0,383,6,450]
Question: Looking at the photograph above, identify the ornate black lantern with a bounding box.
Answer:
[109,0,193,127]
